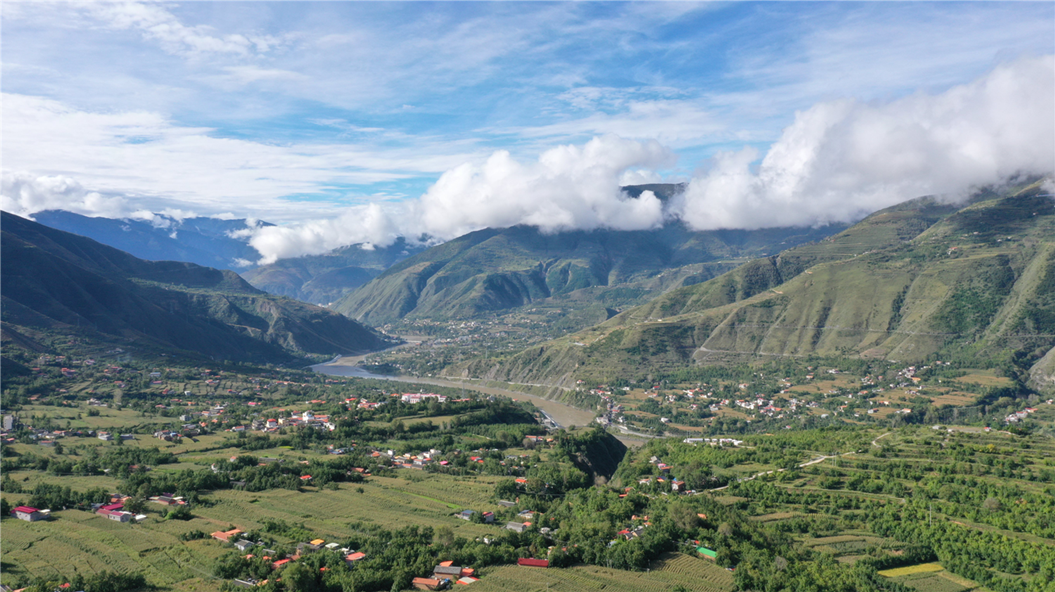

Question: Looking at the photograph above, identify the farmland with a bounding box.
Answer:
[3,345,1055,592]
[472,552,734,592]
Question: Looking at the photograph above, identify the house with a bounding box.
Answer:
[99,509,132,522]
[505,522,528,533]
[345,552,366,567]
[457,576,480,585]
[517,558,549,568]
[496,500,516,508]
[11,506,45,522]
[234,540,255,552]
[411,577,446,591]
[433,565,463,578]
[697,547,717,560]
[212,528,244,542]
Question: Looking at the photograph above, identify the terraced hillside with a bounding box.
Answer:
[458,181,1055,388]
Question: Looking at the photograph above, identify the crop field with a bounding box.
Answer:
[880,565,987,592]
[802,535,887,555]
[1,469,509,589]
[0,510,229,589]
[195,479,498,541]
[472,553,734,592]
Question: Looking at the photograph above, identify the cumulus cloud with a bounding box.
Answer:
[1,172,129,219]
[244,57,1053,264]
[246,135,675,263]
[671,55,1055,229]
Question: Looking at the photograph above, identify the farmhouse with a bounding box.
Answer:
[411,577,446,590]
[11,506,45,521]
[212,528,244,542]
[94,502,135,522]
[433,565,463,578]
[345,552,366,567]
[504,522,528,533]
[517,558,549,568]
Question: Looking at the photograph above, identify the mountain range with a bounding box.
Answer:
[1,212,389,364]
[332,185,847,325]
[30,210,268,271]
[452,180,1055,394]
[240,238,426,306]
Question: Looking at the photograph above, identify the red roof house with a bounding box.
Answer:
[517,558,549,568]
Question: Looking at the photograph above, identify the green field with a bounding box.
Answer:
[472,553,734,592]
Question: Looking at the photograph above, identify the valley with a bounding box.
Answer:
[3,182,1054,592]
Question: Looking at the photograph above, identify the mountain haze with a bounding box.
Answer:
[240,238,426,305]
[1,212,388,363]
[31,210,268,271]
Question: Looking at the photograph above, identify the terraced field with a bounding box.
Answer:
[472,552,734,592]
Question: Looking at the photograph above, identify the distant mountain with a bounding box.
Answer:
[30,210,268,271]
[1,212,390,363]
[333,185,846,325]
[241,238,426,305]
[457,180,1055,390]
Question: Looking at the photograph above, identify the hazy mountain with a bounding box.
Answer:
[333,185,847,325]
[30,210,268,271]
[1,212,389,363]
[457,180,1055,389]
[241,238,426,305]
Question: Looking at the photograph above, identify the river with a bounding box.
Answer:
[309,357,597,429]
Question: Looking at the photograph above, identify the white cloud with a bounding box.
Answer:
[0,172,128,219]
[245,135,675,263]
[0,93,477,220]
[249,56,1055,263]
[87,2,291,59]
[672,55,1055,230]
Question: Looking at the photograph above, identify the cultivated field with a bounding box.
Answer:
[472,552,734,592]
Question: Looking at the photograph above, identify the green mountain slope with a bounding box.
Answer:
[457,182,1055,387]
[241,238,424,305]
[1,212,389,363]
[333,185,846,326]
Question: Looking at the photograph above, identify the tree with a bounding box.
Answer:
[982,497,1002,512]
[669,503,699,532]
[436,526,455,547]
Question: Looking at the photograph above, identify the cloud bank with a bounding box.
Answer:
[246,135,675,263]
[673,55,1055,229]
[244,55,1053,264]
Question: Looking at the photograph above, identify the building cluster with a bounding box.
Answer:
[248,409,336,433]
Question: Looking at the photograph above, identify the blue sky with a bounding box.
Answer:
[2,1,1053,262]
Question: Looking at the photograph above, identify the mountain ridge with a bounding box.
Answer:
[333,184,848,326]
[448,181,1055,392]
[1,212,389,363]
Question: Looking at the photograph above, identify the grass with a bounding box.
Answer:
[471,552,734,592]
[0,470,507,589]
[878,563,946,577]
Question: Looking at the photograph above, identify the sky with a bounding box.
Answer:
[2,1,1053,264]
